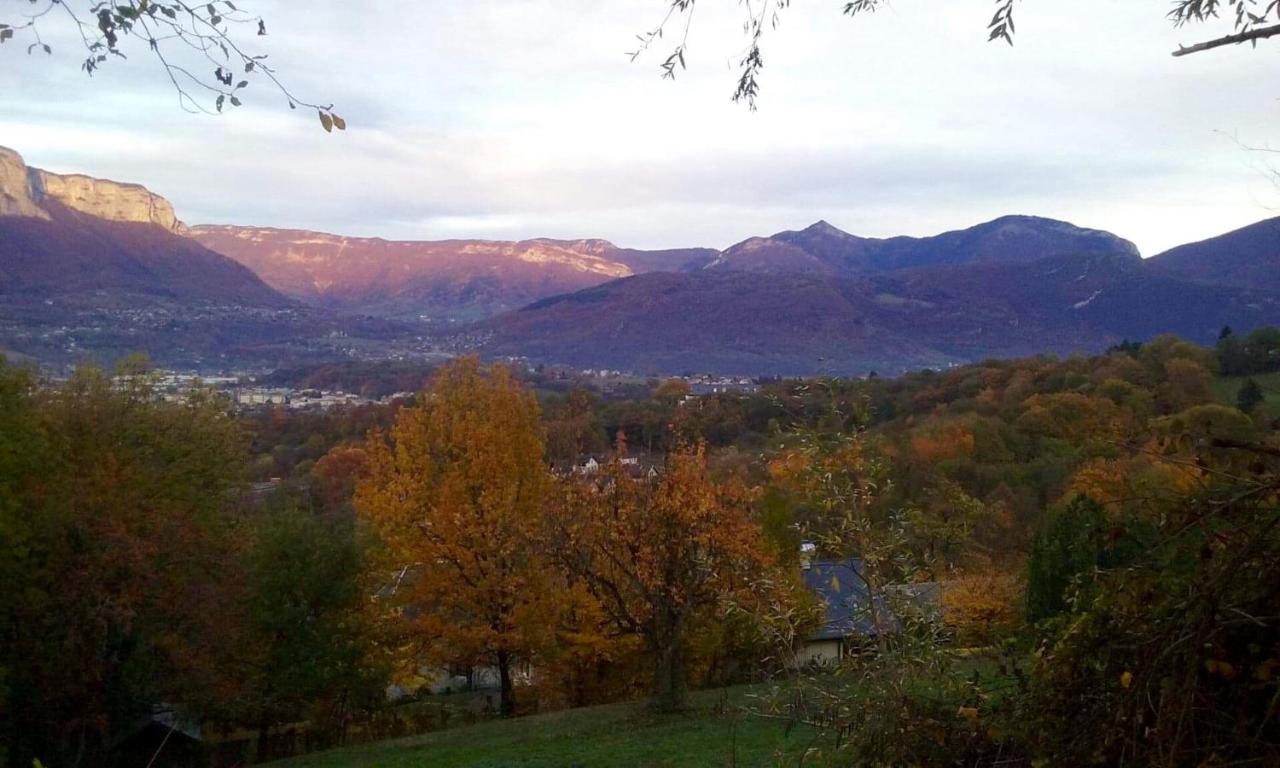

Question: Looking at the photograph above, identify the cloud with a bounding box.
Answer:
[0,0,1276,254]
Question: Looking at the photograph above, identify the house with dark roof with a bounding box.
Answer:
[797,551,943,666]
[799,556,881,665]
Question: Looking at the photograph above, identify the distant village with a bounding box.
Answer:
[74,364,768,413]
[144,372,416,411]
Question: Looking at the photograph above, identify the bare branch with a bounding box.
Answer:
[1172,22,1280,56]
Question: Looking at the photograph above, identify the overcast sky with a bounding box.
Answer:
[1,0,1277,254]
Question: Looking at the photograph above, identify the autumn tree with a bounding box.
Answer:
[551,441,772,711]
[1018,443,1280,764]
[652,378,692,404]
[0,361,248,767]
[542,388,608,466]
[356,358,558,717]
[311,444,371,518]
[770,428,910,645]
[940,572,1023,648]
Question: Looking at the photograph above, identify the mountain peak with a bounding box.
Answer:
[0,145,184,232]
[974,214,1141,257]
[803,219,853,237]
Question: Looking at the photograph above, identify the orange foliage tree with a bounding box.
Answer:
[356,358,558,717]
[551,441,772,711]
[311,444,369,516]
[910,422,975,465]
[939,572,1023,647]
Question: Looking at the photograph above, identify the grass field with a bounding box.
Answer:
[1213,372,1280,420]
[277,685,820,768]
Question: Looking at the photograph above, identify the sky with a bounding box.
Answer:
[1,0,1278,255]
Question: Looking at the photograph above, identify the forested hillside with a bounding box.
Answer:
[3,330,1279,766]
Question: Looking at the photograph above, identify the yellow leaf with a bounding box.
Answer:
[1120,671,1133,689]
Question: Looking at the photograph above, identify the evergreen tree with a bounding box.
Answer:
[1238,378,1265,414]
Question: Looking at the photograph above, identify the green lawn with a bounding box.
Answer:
[1213,372,1280,420]
[277,686,820,768]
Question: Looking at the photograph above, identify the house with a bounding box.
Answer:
[798,555,880,666]
[797,551,944,666]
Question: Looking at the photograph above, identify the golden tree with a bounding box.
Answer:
[552,441,772,711]
[356,358,556,716]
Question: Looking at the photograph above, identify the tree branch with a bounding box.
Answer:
[1172,22,1280,57]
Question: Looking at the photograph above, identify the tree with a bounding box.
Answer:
[356,358,558,717]
[1025,495,1110,623]
[632,0,1280,108]
[1238,377,1266,414]
[311,444,370,518]
[939,572,1022,648]
[1019,444,1280,764]
[768,427,907,648]
[543,388,608,466]
[652,378,692,403]
[551,441,772,711]
[0,1,342,128]
[0,362,247,767]
[237,499,388,756]
[0,359,47,768]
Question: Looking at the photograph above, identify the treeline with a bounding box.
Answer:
[1216,325,1280,376]
[3,329,1280,766]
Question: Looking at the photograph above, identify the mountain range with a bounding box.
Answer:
[2,145,1277,375]
[478,248,1280,376]
[703,216,1139,276]
[186,226,716,320]
[472,215,1280,375]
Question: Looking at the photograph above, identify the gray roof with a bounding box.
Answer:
[802,560,946,641]
[802,558,883,640]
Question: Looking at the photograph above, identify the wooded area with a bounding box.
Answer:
[3,329,1280,766]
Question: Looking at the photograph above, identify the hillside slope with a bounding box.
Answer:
[478,249,1280,376]
[1148,216,1280,290]
[188,226,716,320]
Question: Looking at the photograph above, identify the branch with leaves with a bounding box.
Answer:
[633,0,1280,109]
[0,0,345,131]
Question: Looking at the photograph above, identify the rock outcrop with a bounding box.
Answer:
[0,146,183,231]
[0,147,49,220]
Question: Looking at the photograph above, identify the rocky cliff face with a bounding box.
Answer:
[0,147,49,220]
[0,146,183,231]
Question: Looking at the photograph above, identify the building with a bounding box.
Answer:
[798,555,880,666]
[797,551,943,667]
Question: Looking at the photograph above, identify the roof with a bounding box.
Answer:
[802,558,883,640]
